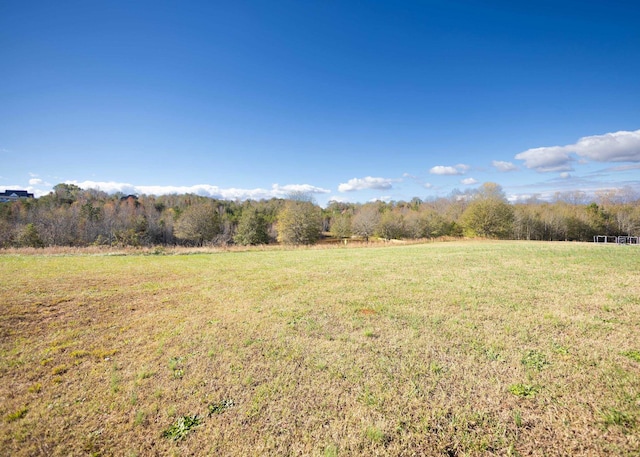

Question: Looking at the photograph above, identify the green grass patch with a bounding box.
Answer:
[5,406,28,423]
[508,383,540,398]
[50,364,68,375]
[621,350,640,363]
[162,415,202,441]
[207,399,235,416]
[521,350,550,371]
[602,408,636,428]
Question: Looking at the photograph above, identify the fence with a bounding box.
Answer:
[593,235,639,244]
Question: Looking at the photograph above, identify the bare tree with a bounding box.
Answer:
[352,205,380,242]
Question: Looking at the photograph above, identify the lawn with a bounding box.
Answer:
[1,241,639,456]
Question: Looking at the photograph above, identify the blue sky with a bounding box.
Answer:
[2,0,639,206]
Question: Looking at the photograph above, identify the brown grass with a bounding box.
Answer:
[0,241,639,455]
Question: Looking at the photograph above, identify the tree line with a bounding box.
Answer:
[1,182,639,248]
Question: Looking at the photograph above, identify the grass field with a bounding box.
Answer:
[1,241,639,456]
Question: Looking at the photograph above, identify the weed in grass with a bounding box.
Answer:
[51,364,68,375]
[323,444,338,457]
[513,410,523,428]
[134,410,146,426]
[28,382,42,393]
[241,337,252,347]
[92,348,117,360]
[363,328,376,338]
[40,358,52,366]
[84,428,104,454]
[358,387,377,407]
[521,350,549,371]
[110,366,121,393]
[5,406,28,423]
[509,384,539,398]
[602,408,636,428]
[621,350,640,363]
[429,361,444,375]
[551,342,569,355]
[207,399,235,416]
[138,368,155,381]
[169,356,183,371]
[173,369,184,379]
[483,346,503,362]
[162,415,202,441]
[365,426,387,444]
[70,350,89,358]
[247,383,275,418]
[169,356,185,378]
[137,367,155,380]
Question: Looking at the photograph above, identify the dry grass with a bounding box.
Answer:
[1,241,639,456]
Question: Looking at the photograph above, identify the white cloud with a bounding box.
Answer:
[272,183,331,195]
[70,180,139,195]
[461,178,478,185]
[429,164,470,175]
[338,176,394,192]
[429,166,458,175]
[514,146,574,172]
[28,177,53,187]
[515,129,640,172]
[571,129,640,162]
[327,195,349,203]
[66,181,330,200]
[560,172,571,179]
[423,182,433,189]
[492,160,518,172]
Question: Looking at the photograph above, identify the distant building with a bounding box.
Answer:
[0,190,35,203]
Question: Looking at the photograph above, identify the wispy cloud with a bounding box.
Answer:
[491,160,518,172]
[429,164,470,175]
[370,195,392,203]
[29,178,52,186]
[67,181,330,200]
[338,176,395,192]
[327,195,350,203]
[461,178,478,185]
[515,129,640,172]
[597,163,640,173]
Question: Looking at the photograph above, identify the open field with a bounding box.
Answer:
[1,241,639,456]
